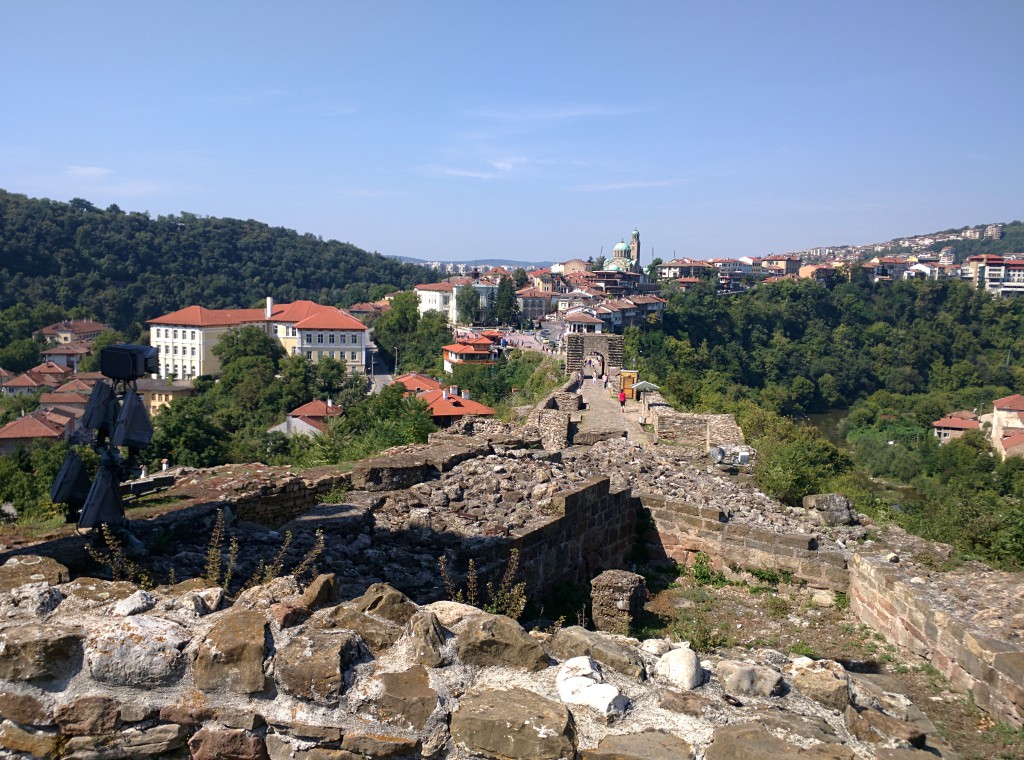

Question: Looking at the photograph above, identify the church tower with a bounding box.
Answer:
[629,229,640,265]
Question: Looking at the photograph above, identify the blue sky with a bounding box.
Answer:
[2,2,1022,263]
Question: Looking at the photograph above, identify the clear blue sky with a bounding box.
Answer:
[2,2,1022,263]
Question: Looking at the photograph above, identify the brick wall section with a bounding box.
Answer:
[232,473,351,528]
[849,553,1024,727]
[508,477,638,596]
[641,493,849,592]
[642,392,744,451]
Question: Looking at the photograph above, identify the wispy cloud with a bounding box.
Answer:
[342,188,403,198]
[67,165,112,178]
[465,105,642,122]
[573,178,685,192]
[419,165,499,179]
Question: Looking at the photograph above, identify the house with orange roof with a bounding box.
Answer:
[393,373,444,394]
[997,431,1024,461]
[0,410,73,455]
[268,398,345,438]
[147,297,367,379]
[415,387,495,426]
[41,342,93,371]
[34,319,109,345]
[442,342,495,373]
[1,371,58,397]
[516,287,557,323]
[932,414,981,444]
[54,378,98,394]
[991,394,1024,458]
[38,392,90,418]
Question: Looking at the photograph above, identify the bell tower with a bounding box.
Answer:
[629,229,640,265]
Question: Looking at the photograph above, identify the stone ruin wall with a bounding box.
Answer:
[642,391,744,451]
[642,493,1024,727]
[2,422,1022,731]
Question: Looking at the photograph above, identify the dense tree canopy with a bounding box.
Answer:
[0,189,437,339]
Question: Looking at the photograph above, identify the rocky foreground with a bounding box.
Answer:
[0,555,952,760]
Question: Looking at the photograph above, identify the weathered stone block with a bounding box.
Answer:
[0,624,82,681]
[451,688,575,760]
[193,608,267,694]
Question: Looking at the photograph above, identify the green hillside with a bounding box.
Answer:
[0,190,437,336]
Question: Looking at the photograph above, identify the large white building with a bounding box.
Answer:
[413,281,499,325]
[147,298,367,379]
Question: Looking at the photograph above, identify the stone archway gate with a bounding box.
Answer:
[565,333,624,374]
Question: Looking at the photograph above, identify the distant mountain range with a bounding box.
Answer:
[384,254,553,269]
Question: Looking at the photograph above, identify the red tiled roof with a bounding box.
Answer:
[147,305,266,327]
[39,392,90,406]
[675,277,702,283]
[994,394,1024,411]
[42,342,91,356]
[999,432,1024,454]
[393,373,444,393]
[3,372,53,389]
[932,417,980,431]
[564,313,604,324]
[55,379,97,393]
[31,361,73,376]
[442,343,493,357]
[288,399,344,419]
[418,389,495,418]
[516,287,552,298]
[0,413,66,440]
[415,282,455,292]
[38,319,107,336]
[294,308,366,331]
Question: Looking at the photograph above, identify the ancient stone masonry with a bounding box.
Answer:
[642,391,744,451]
[0,567,970,759]
[3,420,1024,732]
[564,334,624,374]
[850,548,1024,728]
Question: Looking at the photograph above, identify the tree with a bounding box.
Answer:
[647,257,663,278]
[456,285,480,326]
[495,277,518,325]
[77,328,127,372]
[212,325,285,369]
[513,268,528,288]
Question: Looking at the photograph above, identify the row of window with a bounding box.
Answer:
[163,364,197,379]
[296,349,360,361]
[303,333,361,345]
[169,346,197,356]
[154,328,197,340]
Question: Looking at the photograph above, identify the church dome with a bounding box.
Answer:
[612,241,630,254]
[605,257,631,272]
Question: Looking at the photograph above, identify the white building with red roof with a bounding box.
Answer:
[415,387,495,426]
[147,297,367,379]
[0,410,74,454]
[992,394,1024,458]
[393,372,444,394]
[34,319,108,345]
[932,414,980,444]
[441,342,495,373]
[268,398,344,438]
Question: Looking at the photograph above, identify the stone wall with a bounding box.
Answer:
[510,477,638,596]
[231,473,349,527]
[645,495,1024,727]
[641,493,848,592]
[849,552,1023,727]
[642,392,744,451]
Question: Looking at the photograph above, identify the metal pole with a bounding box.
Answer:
[394,346,399,377]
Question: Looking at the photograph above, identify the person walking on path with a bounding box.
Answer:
[618,389,626,411]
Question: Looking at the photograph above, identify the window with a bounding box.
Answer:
[190,331,195,340]
[305,333,312,343]
[317,334,324,344]
[350,351,357,361]
[328,334,335,344]
[173,330,178,339]
[306,351,313,360]
[190,347,196,356]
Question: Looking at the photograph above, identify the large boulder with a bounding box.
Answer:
[0,555,69,593]
[791,657,850,712]
[545,626,645,680]
[54,695,120,735]
[705,723,854,760]
[582,729,693,760]
[802,493,858,527]
[456,613,549,671]
[351,582,417,625]
[403,609,447,668]
[86,616,189,686]
[316,604,402,654]
[451,688,576,760]
[0,624,82,681]
[63,724,188,758]
[0,720,59,758]
[715,660,783,697]
[189,727,269,760]
[555,657,629,720]
[655,647,703,690]
[193,608,267,694]
[274,629,367,704]
[364,665,439,731]
[0,693,50,725]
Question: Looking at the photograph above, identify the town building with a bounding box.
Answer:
[0,409,76,455]
[441,341,496,373]
[992,394,1024,459]
[147,298,367,379]
[414,387,495,426]
[961,255,1024,298]
[413,280,499,325]
[34,319,108,345]
[932,413,981,443]
[267,399,344,438]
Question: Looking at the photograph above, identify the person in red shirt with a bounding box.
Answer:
[619,390,626,411]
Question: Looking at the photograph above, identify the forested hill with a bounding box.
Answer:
[0,190,438,334]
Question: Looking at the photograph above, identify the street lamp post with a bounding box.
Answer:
[394,346,399,377]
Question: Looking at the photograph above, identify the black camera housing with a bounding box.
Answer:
[100,344,159,381]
